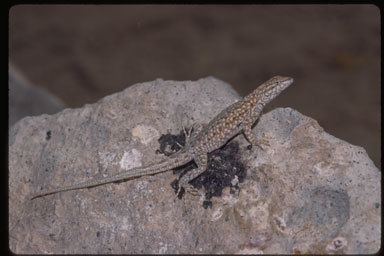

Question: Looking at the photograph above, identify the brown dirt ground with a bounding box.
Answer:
[9,5,380,168]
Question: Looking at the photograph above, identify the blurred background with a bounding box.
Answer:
[9,5,380,168]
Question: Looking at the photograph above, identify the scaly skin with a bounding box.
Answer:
[31,76,293,199]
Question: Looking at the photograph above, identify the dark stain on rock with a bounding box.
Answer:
[288,186,350,237]
[158,129,246,207]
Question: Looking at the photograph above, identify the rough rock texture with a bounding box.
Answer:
[9,78,380,254]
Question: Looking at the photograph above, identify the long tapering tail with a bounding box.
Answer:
[30,152,193,200]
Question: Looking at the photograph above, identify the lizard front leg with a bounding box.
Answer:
[242,121,270,150]
[177,152,208,196]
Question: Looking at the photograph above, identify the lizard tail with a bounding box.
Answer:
[30,152,193,200]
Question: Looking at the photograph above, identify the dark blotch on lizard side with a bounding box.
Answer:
[158,130,246,207]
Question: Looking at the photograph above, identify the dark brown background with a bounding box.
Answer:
[9,5,380,168]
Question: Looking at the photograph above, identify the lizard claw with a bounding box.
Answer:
[255,139,270,150]
[184,184,201,196]
[175,178,202,198]
[248,139,270,151]
[183,123,204,145]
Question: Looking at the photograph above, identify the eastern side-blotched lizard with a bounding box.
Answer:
[31,76,293,199]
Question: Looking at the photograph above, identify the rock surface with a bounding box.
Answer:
[9,78,380,254]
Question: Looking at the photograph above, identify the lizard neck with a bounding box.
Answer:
[243,90,265,117]
[243,76,293,117]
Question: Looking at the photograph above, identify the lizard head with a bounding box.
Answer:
[246,76,293,115]
[257,76,293,104]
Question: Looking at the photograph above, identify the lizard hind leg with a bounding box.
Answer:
[183,123,204,146]
[176,152,208,197]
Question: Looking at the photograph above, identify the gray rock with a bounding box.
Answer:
[9,77,380,254]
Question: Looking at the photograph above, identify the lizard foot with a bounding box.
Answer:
[255,139,270,150]
[176,179,203,198]
[184,184,201,196]
[183,123,204,145]
[248,136,272,151]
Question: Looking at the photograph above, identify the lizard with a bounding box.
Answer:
[30,76,293,200]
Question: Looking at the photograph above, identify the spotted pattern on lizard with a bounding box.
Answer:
[31,76,293,200]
